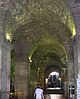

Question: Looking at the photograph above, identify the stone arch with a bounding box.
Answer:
[3,0,75,40]
[44,65,62,78]
[0,0,77,98]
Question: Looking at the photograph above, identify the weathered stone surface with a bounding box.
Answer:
[0,0,80,99]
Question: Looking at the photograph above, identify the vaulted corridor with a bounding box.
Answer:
[0,0,80,99]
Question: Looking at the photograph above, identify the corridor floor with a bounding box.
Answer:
[44,94,65,99]
[50,94,64,99]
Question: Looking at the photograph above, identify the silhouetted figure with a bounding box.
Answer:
[48,75,53,87]
[52,75,56,87]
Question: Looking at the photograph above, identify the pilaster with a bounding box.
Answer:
[73,35,80,78]
[73,35,80,99]
[65,43,74,99]
[1,40,11,99]
[66,44,74,83]
[0,34,3,98]
[15,54,29,99]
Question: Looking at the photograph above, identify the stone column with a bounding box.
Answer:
[0,34,4,98]
[67,1,80,99]
[0,3,12,99]
[15,53,29,99]
[73,35,80,78]
[65,43,74,98]
[73,35,80,99]
[66,44,74,83]
[1,40,11,99]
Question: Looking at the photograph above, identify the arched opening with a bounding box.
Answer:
[44,63,67,94]
[2,0,76,99]
[45,71,61,88]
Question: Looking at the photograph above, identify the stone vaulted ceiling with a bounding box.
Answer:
[3,0,75,70]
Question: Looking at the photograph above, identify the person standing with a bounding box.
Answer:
[34,84,44,99]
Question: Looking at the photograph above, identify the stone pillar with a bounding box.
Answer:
[0,3,11,99]
[73,35,80,78]
[65,43,74,98]
[15,55,29,99]
[1,40,11,99]
[73,35,80,99]
[0,34,4,98]
[66,44,74,83]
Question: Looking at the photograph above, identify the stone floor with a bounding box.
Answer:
[44,94,75,99]
[44,94,65,99]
